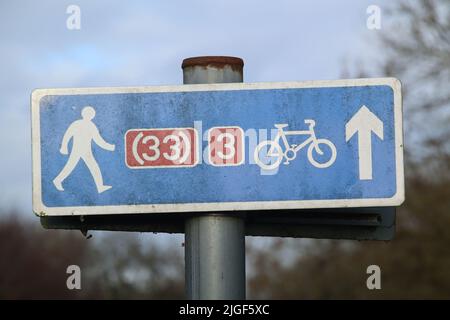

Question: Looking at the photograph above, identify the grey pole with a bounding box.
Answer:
[182,56,246,300]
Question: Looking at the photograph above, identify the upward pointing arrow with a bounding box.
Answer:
[345,105,384,180]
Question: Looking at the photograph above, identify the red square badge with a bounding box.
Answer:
[208,127,244,166]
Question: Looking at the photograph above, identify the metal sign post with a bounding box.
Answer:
[182,56,246,300]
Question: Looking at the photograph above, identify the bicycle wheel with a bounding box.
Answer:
[307,139,337,168]
[254,141,283,170]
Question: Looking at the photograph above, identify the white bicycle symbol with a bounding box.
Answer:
[254,120,337,170]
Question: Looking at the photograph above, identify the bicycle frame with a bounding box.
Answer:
[255,122,336,170]
[268,126,318,156]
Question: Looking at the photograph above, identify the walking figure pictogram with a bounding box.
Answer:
[53,106,115,193]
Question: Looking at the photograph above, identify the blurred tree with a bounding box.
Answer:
[0,214,88,299]
[381,0,450,178]
[85,233,184,299]
[248,177,450,299]
[247,0,450,299]
[0,215,184,299]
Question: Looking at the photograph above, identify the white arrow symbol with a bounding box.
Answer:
[345,105,384,180]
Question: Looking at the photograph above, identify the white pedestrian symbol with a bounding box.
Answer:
[53,106,115,193]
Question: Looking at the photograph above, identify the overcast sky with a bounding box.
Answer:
[0,0,391,216]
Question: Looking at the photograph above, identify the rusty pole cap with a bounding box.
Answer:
[182,56,244,71]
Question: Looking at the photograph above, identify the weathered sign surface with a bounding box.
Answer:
[32,78,403,216]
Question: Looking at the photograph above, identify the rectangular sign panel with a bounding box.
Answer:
[32,78,404,216]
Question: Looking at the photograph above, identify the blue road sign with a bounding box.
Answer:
[32,78,404,216]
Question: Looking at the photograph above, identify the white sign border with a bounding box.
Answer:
[31,77,404,216]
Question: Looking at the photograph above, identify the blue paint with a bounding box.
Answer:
[39,85,396,208]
